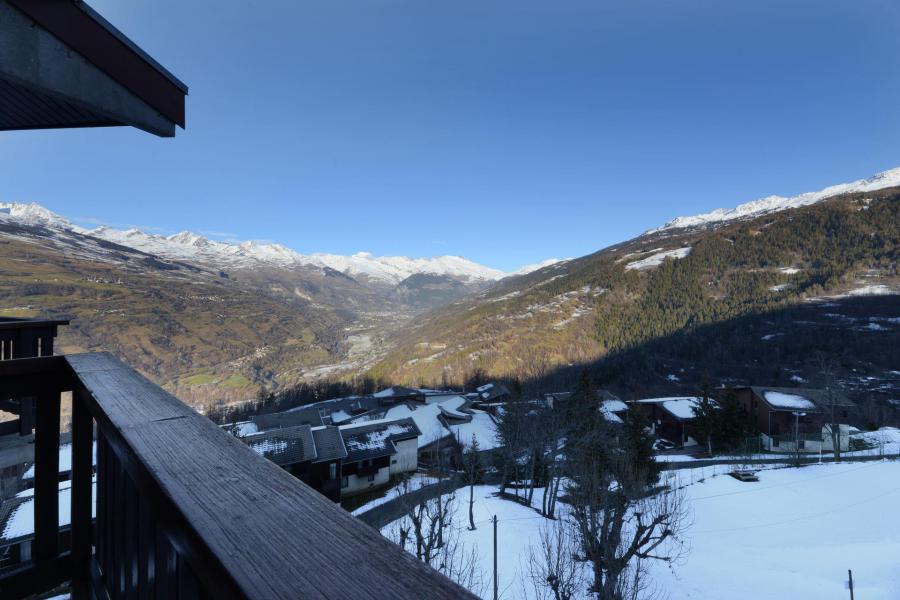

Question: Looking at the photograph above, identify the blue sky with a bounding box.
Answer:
[2,0,899,271]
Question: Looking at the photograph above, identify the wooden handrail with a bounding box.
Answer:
[0,353,476,599]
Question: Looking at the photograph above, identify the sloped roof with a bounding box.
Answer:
[750,386,854,412]
[374,385,422,398]
[311,426,348,463]
[476,382,510,401]
[340,417,421,462]
[254,407,323,431]
[243,425,317,466]
[633,397,703,421]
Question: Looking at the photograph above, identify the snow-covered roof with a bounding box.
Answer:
[1,477,97,543]
[763,391,816,411]
[449,412,499,451]
[21,441,97,481]
[633,397,703,420]
[340,417,421,462]
[373,385,421,398]
[243,425,317,466]
[750,386,854,411]
[603,399,629,413]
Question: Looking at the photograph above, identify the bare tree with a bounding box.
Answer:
[566,399,688,599]
[462,434,485,530]
[817,355,843,462]
[570,458,688,599]
[388,478,485,594]
[524,519,586,600]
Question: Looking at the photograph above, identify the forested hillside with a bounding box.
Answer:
[368,188,900,405]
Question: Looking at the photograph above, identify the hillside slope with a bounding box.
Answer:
[368,187,899,407]
[0,205,516,408]
[0,217,356,409]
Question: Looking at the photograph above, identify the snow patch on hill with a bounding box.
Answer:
[505,258,568,277]
[625,247,692,271]
[648,166,900,234]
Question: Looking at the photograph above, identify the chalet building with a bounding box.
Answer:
[338,418,420,496]
[734,386,855,451]
[236,418,421,501]
[241,425,347,503]
[473,382,511,405]
[0,1,474,595]
[630,397,704,448]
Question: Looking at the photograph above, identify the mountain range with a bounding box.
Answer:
[2,166,898,412]
[0,203,547,284]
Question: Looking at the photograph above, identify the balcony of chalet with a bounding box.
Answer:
[0,2,474,595]
[0,318,473,599]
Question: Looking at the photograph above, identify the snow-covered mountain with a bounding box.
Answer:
[0,201,521,284]
[648,166,900,234]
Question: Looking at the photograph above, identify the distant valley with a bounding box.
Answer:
[0,202,552,409]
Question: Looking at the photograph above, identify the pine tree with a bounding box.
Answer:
[691,377,718,455]
[713,386,749,452]
[620,407,660,488]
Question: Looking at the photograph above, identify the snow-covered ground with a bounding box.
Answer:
[379,460,900,599]
[649,461,900,600]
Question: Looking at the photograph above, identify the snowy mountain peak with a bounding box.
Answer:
[0,202,74,229]
[647,166,900,234]
[1,200,544,283]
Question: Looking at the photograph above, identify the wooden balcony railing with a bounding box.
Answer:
[0,352,475,599]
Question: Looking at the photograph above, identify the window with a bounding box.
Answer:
[329,463,337,479]
[341,476,349,488]
[392,459,397,464]
[367,474,375,482]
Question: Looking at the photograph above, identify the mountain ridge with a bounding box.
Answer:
[647,166,900,234]
[0,202,535,283]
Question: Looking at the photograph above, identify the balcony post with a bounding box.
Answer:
[71,388,94,590]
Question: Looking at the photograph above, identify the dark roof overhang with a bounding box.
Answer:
[0,0,187,137]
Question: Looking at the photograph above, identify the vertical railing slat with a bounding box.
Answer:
[71,389,94,589]
[33,386,60,563]
[138,489,155,600]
